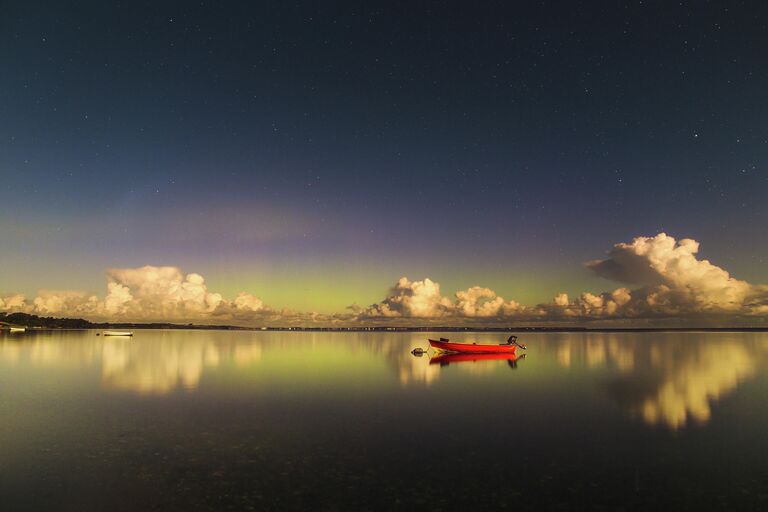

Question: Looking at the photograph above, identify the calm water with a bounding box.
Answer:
[1,330,768,511]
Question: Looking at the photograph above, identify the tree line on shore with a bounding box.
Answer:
[0,312,94,329]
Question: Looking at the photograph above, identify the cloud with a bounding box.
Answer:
[358,280,528,320]
[357,233,768,323]
[357,278,534,321]
[359,277,453,318]
[1,265,274,324]
[0,294,27,312]
[356,280,534,322]
[233,292,265,312]
[103,266,227,318]
[33,290,101,316]
[2,233,767,325]
[586,233,758,314]
[454,286,524,317]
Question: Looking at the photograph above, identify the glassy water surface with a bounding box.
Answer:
[1,330,768,510]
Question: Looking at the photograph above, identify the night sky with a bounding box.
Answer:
[1,1,767,318]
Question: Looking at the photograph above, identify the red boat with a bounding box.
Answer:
[428,338,519,354]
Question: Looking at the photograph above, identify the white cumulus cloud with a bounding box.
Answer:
[0,294,28,313]
[32,290,101,316]
[1,265,273,324]
[103,266,227,319]
[357,233,768,323]
[584,233,766,317]
[454,286,524,317]
[2,233,767,325]
[360,277,454,318]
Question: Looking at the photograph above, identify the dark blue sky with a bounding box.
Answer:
[1,0,766,311]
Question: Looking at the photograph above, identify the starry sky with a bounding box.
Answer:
[1,0,767,316]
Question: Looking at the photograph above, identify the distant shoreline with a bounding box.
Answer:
[3,312,767,333]
[98,325,768,332]
[5,325,768,333]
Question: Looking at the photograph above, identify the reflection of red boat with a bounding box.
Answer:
[429,352,521,365]
[429,338,518,354]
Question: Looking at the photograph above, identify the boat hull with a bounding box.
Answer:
[103,331,133,337]
[428,339,517,354]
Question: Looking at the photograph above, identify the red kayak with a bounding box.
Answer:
[428,338,518,354]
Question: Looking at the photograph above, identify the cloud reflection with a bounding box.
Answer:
[550,334,765,429]
[2,331,765,426]
[0,332,263,395]
[374,337,442,385]
[100,335,262,394]
[631,342,753,428]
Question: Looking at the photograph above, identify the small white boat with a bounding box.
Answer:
[103,331,133,337]
[9,327,25,333]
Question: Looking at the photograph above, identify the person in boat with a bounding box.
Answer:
[504,335,526,349]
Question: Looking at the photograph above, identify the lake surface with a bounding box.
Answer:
[1,330,768,511]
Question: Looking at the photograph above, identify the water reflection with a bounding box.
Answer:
[378,336,527,381]
[0,331,262,394]
[374,337,443,385]
[101,336,262,393]
[1,331,766,429]
[430,352,524,370]
[547,333,767,429]
[3,330,768,511]
[0,332,102,366]
[390,333,767,429]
